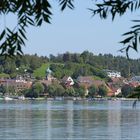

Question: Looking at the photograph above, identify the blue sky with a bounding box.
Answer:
[21,1,140,58]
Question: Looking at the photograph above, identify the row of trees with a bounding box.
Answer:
[50,51,140,78]
[23,82,108,98]
[1,80,139,98]
[0,54,48,78]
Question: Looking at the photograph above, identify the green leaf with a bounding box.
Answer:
[0,30,5,41]
[132,41,137,51]
[59,0,74,11]
[122,31,134,36]
[120,36,133,44]
[19,29,27,40]
[131,25,140,29]
[37,19,43,26]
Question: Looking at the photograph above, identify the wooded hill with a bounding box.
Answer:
[0,51,140,79]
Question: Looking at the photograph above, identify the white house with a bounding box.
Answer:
[114,88,121,96]
[105,70,121,78]
[62,76,74,87]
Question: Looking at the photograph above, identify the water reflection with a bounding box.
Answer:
[46,101,52,139]
[108,101,121,140]
[0,100,140,139]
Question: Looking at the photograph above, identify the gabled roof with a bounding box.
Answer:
[62,76,71,82]
[77,76,107,88]
[129,82,140,87]
[77,76,93,83]
[93,80,105,87]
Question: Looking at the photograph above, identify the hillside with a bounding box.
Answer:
[0,51,139,79]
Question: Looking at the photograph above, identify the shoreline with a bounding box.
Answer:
[0,96,137,101]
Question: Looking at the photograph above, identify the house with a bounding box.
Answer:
[128,82,140,88]
[77,76,94,88]
[77,76,107,88]
[62,76,74,87]
[104,70,121,78]
[130,76,140,83]
[77,76,110,96]
[126,76,140,88]
[0,78,32,92]
[107,87,121,97]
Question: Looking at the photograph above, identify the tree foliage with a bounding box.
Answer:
[88,85,97,98]
[32,82,45,97]
[128,86,140,98]
[98,85,108,97]
[0,0,139,56]
[47,83,65,97]
[121,84,134,97]
[1,51,140,79]
[24,82,45,98]
[65,87,76,97]
[90,0,140,57]
[0,0,74,56]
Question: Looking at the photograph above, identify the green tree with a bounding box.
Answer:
[32,82,45,98]
[23,88,33,98]
[74,86,86,98]
[30,55,42,70]
[65,87,75,97]
[129,86,140,98]
[63,52,72,62]
[98,85,108,97]
[121,84,134,97]
[47,84,56,97]
[47,83,65,97]
[0,85,6,95]
[88,85,97,98]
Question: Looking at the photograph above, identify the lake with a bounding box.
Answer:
[0,100,140,140]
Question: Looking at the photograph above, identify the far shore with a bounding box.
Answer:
[0,96,138,101]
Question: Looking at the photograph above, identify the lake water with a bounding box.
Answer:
[0,100,140,140]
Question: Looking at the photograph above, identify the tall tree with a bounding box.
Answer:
[98,85,108,97]
[32,82,45,98]
[88,85,97,98]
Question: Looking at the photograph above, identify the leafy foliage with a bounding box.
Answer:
[1,51,140,79]
[90,0,140,57]
[88,85,97,98]
[128,86,140,98]
[121,84,134,97]
[24,82,45,98]
[47,83,65,97]
[0,0,74,56]
[59,0,74,11]
[65,87,75,96]
[1,0,140,56]
[98,85,108,97]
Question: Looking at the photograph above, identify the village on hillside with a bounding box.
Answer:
[0,66,139,100]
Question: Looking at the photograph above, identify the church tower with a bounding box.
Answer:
[46,67,52,81]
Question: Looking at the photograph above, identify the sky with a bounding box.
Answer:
[19,1,140,59]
